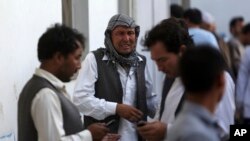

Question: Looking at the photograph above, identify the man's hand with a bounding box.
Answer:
[116,104,143,122]
[87,123,109,141]
[101,133,121,141]
[137,121,167,141]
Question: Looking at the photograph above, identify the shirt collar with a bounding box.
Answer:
[34,68,66,90]
[183,101,217,126]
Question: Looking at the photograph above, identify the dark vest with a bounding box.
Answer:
[18,75,84,141]
[84,48,148,134]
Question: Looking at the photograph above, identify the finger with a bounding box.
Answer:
[99,122,106,126]
[107,134,121,141]
[104,127,110,133]
[137,124,152,132]
[128,116,137,123]
[141,130,155,139]
[102,135,109,139]
[132,109,143,119]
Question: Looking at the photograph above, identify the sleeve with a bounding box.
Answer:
[73,53,117,120]
[236,48,250,109]
[214,71,235,136]
[144,63,157,118]
[31,88,92,141]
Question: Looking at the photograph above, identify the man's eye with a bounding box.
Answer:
[116,32,124,36]
[128,32,135,35]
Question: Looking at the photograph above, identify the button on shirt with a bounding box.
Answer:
[31,68,92,141]
[73,52,156,141]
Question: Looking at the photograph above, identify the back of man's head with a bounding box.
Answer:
[38,24,84,62]
[170,4,184,18]
[242,23,250,34]
[183,8,202,25]
[179,45,225,93]
[241,23,250,45]
[144,18,194,54]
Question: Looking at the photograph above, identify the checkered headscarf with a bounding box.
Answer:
[104,14,140,66]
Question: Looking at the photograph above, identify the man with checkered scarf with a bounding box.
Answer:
[73,14,157,141]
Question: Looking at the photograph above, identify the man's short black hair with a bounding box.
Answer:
[143,18,194,54]
[242,23,250,34]
[183,8,202,25]
[170,4,184,18]
[179,45,225,93]
[38,24,84,62]
[229,16,244,29]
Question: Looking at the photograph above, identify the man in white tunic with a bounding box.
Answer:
[73,14,156,141]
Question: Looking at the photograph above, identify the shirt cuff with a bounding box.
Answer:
[79,130,92,141]
[105,102,117,116]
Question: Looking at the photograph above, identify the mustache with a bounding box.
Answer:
[120,42,133,46]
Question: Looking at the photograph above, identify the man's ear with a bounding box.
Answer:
[53,52,64,64]
[178,45,187,57]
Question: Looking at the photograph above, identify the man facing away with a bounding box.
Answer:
[183,8,219,50]
[167,46,226,141]
[137,18,235,141]
[18,24,109,141]
[73,14,156,141]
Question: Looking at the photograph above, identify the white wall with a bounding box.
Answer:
[0,0,62,139]
[67,0,118,96]
[88,0,118,51]
[191,0,250,39]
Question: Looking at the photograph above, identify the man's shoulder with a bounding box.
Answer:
[92,47,106,53]
[227,38,240,47]
[136,53,146,63]
[91,48,107,59]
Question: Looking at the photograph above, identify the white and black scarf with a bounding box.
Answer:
[104,14,140,67]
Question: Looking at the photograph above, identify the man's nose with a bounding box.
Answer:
[157,64,163,71]
[122,34,130,41]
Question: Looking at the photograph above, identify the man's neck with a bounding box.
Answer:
[187,93,216,114]
[188,23,200,28]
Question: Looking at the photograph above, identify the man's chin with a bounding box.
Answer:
[70,72,79,80]
[165,73,175,78]
[119,52,132,57]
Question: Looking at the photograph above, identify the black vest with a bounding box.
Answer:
[84,48,148,134]
[18,75,83,141]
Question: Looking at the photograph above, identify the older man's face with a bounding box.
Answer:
[111,26,136,56]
